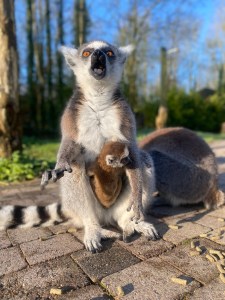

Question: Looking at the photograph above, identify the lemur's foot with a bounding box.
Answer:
[41,164,72,189]
[122,221,160,243]
[84,227,121,253]
[135,221,160,241]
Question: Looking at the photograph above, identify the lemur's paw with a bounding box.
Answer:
[122,224,135,243]
[127,202,145,224]
[40,163,72,189]
[135,221,160,241]
[84,228,103,253]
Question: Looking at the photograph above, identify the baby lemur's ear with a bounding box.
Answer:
[60,46,78,69]
[118,45,134,63]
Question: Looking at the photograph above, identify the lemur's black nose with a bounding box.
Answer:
[92,49,105,64]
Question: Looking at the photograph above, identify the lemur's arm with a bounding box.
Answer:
[41,107,82,188]
[125,144,144,222]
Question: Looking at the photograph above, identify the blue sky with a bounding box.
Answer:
[15,0,223,90]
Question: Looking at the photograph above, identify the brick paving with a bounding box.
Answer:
[0,140,225,299]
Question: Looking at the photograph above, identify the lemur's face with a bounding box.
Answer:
[105,146,131,168]
[60,41,133,88]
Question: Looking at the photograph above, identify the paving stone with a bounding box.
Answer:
[20,233,83,265]
[193,215,225,229]
[208,206,225,218]
[151,205,203,218]
[48,223,72,235]
[160,241,219,284]
[0,188,21,197]
[204,228,225,246]
[0,255,90,299]
[34,194,58,205]
[72,245,140,282]
[0,198,35,206]
[157,221,211,245]
[7,227,52,245]
[101,257,200,300]
[0,247,27,276]
[197,237,225,251]
[53,285,111,300]
[188,278,225,300]
[0,231,11,250]
[118,235,174,260]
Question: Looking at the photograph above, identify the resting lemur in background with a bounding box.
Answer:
[87,141,131,208]
[139,127,225,209]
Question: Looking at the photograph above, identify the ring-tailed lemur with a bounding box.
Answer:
[139,127,225,209]
[87,141,131,208]
[0,41,159,252]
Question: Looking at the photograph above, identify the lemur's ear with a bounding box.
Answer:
[60,46,78,68]
[118,45,134,63]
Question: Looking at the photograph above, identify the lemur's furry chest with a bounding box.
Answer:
[76,100,126,161]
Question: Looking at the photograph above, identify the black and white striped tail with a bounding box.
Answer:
[0,203,67,230]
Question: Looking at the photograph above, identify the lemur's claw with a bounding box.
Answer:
[52,169,65,182]
[40,164,72,189]
[40,170,52,190]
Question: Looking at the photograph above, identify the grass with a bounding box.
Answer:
[23,137,59,165]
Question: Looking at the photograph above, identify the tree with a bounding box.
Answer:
[26,0,36,131]
[74,0,90,47]
[56,0,65,113]
[0,0,21,157]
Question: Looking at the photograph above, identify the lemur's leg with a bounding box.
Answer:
[112,185,160,242]
[61,163,120,253]
[41,139,83,188]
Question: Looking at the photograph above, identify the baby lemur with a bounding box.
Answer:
[87,141,131,208]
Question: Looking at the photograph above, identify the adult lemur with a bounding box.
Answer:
[40,40,159,251]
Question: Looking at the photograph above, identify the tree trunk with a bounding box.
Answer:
[26,0,36,131]
[74,0,90,47]
[33,0,45,133]
[56,0,64,113]
[0,0,21,157]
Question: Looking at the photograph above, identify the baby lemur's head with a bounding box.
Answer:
[100,141,131,169]
[60,41,134,89]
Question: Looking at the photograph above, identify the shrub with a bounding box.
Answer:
[0,150,50,182]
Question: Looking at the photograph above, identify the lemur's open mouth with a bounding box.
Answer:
[90,50,106,80]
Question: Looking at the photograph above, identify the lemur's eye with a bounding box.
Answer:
[106,50,114,57]
[82,51,91,57]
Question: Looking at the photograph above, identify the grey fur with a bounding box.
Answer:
[139,127,225,209]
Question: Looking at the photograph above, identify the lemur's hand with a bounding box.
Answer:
[40,162,72,189]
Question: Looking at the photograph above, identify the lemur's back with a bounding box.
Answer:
[139,127,224,208]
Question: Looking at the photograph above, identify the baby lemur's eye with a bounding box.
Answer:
[106,50,114,57]
[82,51,91,57]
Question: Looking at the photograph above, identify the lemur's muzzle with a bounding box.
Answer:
[90,50,106,80]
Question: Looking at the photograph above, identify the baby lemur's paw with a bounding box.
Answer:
[135,221,160,241]
[127,201,145,224]
[41,162,72,189]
